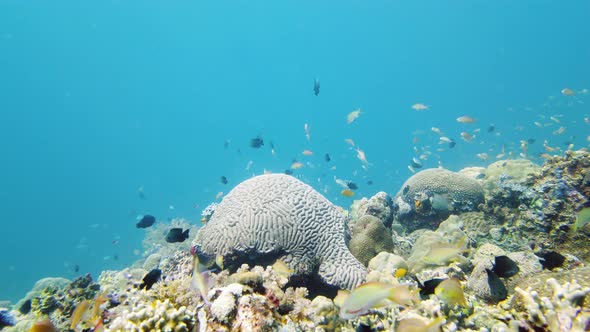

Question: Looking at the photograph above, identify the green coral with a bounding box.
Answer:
[348,215,395,266]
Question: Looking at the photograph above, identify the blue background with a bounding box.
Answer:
[0,0,588,301]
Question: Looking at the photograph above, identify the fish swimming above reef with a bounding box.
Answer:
[165,228,190,243]
[434,278,467,306]
[457,115,476,124]
[136,215,156,228]
[536,251,566,270]
[220,176,228,185]
[485,268,508,302]
[346,181,358,190]
[411,157,423,168]
[250,136,264,148]
[492,255,519,278]
[396,317,445,332]
[415,277,446,298]
[339,282,419,319]
[313,78,320,96]
[324,153,331,162]
[139,268,162,290]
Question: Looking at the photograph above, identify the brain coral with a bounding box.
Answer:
[192,174,367,290]
[393,168,485,231]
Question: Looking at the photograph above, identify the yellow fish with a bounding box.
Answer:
[434,278,467,306]
[397,317,445,332]
[347,108,362,124]
[561,88,575,96]
[573,207,590,232]
[291,161,304,169]
[341,189,355,197]
[302,150,314,156]
[339,282,418,319]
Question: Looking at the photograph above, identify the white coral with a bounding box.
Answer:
[515,278,590,331]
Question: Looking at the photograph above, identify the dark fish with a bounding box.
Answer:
[18,299,32,315]
[402,185,410,196]
[536,251,566,270]
[492,255,519,278]
[223,139,230,149]
[417,277,446,298]
[165,228,190,243]
[366,180,373,186]
[448,140,456,149]
[527,138,536,144]
[485,268,508,302]
[313,78,320,96]
[113,254,118,261]
[411,157,422,169]
[250,136,264,148]
[136,215,156,228]
[139,268,162,290]
[284,169,293,175]
[73,264,80,273]
[324,153,331,162]
[487,124,495,133]
[355,323,375,332]
[220,176,228,185]
[347,181,358,190]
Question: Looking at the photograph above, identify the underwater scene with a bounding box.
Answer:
[1,1,590,331]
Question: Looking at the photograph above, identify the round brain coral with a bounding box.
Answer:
[192,174,367,290]
[394,168,485,231]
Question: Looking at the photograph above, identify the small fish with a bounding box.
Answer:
[291,161,304,169]
[137,185,146,200]
[136,215,156,228]
[561,88,575,96]
[487,124,495,133]
[439,136,452,143]
[534,121,543,128]
[408,165,416,173]
[416,277,446,298]
[346,181,358,190]
[313,78,320,96]
[356,148,368,165]
[73,264,80,273]
[223,139,231,149]
[394,268,407,278]
[284,169,293,175]
[448,140,456,149]
[396,317,445,332]
[431,127,443,135]
[304,123,311,142]
[460,132,474,141]
[269,141,276,156]
[139,268,162,290]
[271,259,293,278]
[411,157,422,168]
[347,108,362,124]
[402,185,410,196]
[434,278,467,306]
[412,103,429,111]
[527,138,536,144]
[485,268,508,302]
[341,189,355,197]
[250,136,264,148]
[339,282,418,319]
[550,116,561,123]
[324,153,331,162]
[302,150,313,156]
[573,207,590,232]
[165,228,190,243]
[476,153,489,161]
[457,116,476,124]
[18,299,32,315]
[215,191,224,200]
[191,255,211,304]
[345,138,355,147]
[553,126,566,135]
[220,176,228,185]
[536,251,566,270]
[423,246,469,266]
[492,256,519,278]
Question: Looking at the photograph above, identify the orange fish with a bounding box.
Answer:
[457,116,476,124]
[302,150,314,156]
[291,161,304,169]
[341,189,355,197]
[460,132,474,141]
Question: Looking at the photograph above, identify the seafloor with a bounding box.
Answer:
[2,151,590,332]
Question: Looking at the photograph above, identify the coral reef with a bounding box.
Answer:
[483,159,540,193]
[192,173,367,290]
[393,168,485,231]
[348,215,395,266]
[513,278,590,331]
[350,191,394,227]
[483,150,590,259]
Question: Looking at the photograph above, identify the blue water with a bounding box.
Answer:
[0,1,588,302]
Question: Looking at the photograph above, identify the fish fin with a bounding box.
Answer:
[183,229,190,239]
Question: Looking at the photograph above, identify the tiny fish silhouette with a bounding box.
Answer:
[313,78,320,96]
